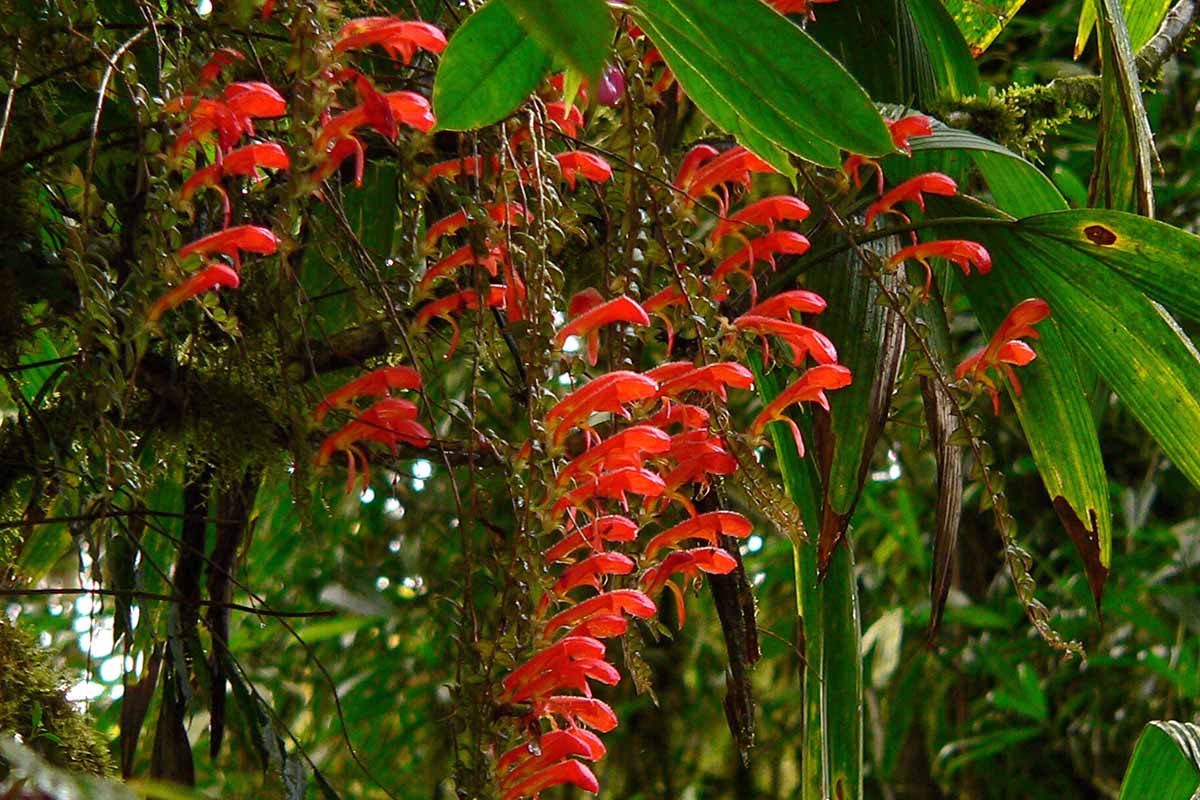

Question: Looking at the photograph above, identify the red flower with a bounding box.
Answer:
[550,467,667,517]
[865,172,957,227]
[499,730,605,795]
[750,364,853,456]
[647,402,710,431]
[657,362,754,401]
[888,239,992,296]
[501,760,599,800]
[544,371,660,447]
[424,203,528,251]
[421,154,499,186]
[312,137,365,188]
[712,230,811,303]
[538,695,619,732]
[543,553,636,605]
[709,195,810,247]
[678,146,778,213]
[674,144,719,193]
[556,425,671,487]
[745,289,827,320]
[509,102,586,148]
[181,142,290,224]
[644,511,753,559]
[541,590,657,641]
[315,398,432,493]
[768,0,840,19]
[419,243,506,291]
[223,81,287,120]
[889,114,934,153]
[543,515,639,563]
[554,151,613,189]
[640,547,737,624]
[148,263,240,321]
[333,18,447,63]
[734,314,839,367]
[956,298,1050,414]
[197,48,245,88]
[312,366,422,422]
[555,293,650,365]
[412,285,511,358]
[177,225,280,268]
[641,284,688,355]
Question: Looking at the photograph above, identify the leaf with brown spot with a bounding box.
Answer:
[1054,496,1110,610]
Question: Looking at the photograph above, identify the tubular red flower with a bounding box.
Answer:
[148,263,240,321]
[680,146,778,212]
[888,239,992,296]
[865,172,957,227]
[657,362,754,401]
[889,114,934,153]
[556,426,671,487]
[750,364,853,455]
[545,372,660,447]
[497,728,605,779]
[550,467,667,517]
[768,0,840,19]
[712,230,811,303]
[421,154,499,186]
[555,295,650,365]
[554,151,613,189]
[412,286,509,358]
[541,590,657,640]
[315,399,432,494]
[674,144,719,192]
[312,366,422,422]
[508,656,621,703]
[644,511,753,559]
[709,195,810,246]
[424,203,528,251]
[538,695,619,732]
[659,451,738,498]
[745,289,827,320]
[545,552,636,602]
[223,81,287,120]
[312,137,365,188]
[569,614,628,639]
[419,243,506,290]
[543,515,639,563]
[647,402,710,431]
[734,315,839,367]
[501,759,599,800]
[955,298,1050,413]
[640,547,737,624]
[197,48,245,88]
[177,225,280,267]
[502,636,607,699]
[333,18,447,63]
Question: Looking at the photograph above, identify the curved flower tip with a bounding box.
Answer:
[539,695,619,732]
[750,364,853,456]
[541,589,657,640]
[223,81,287,120]
[865,172,957,227]
[334,18,447,64]
[312,365,422,422]
[888,239,991,296]
[315,398,432,494]
[543,515,639,564]
[712,230,810,304]
[644,511,753,560]
[734,314,838,367]
[419,243,506,291]
[421,154,499,186]
[545,371,659,447]
[148,263,240,322]
[555,294,650,365]
[679,146,778,212]
[746,289,827,320]
[550,467,666,518]
[556,425,671,487]
[423,202,528,251]
[412,286,509,359]
[955,298,1050,414]
[498,730,605,794]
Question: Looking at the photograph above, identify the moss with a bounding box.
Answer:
[0,620,114,777]
[932,80,1098,157]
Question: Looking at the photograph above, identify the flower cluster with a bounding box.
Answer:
[153,53,285,321]
[955,298,1051,413]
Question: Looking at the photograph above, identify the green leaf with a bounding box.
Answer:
[1076,0,1173,57]
[906,0,981,98]
[1117,721,1200,800]
[432,0,552,131]
[1018,211,1200,324]
[942,0,1026,55]
[633,0,892,164]
[501,0,613,80]
[1091,0,1156,215]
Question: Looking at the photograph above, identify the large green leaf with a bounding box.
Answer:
[432,0,552,131]
[906,0,980,98]
[751,359,862,800]
[501,0,613,80]
[942,0,1026,55]
[1091,0,1156,215]
[631,12,803,172]
[632,0,893,162]
[1117,721,1200,799]
[951,210,1200,495]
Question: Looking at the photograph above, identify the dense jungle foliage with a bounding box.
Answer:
[2,0,1200,798]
